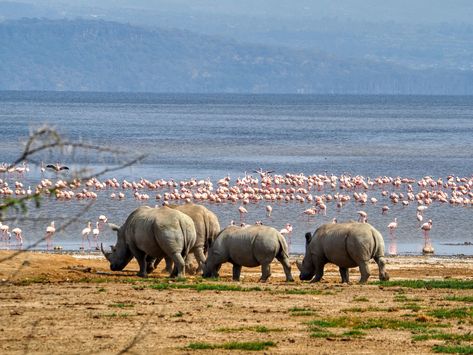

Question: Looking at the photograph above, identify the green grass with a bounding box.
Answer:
[17,275,49,285]
[445,296,473,303]
[353,296,370,302]
[412,331,473,342]
[281,289,324,295]
[374,280,473,290]
[401,303,422,311]
[217,325,283,333]
[394,295,423,302]
[148,282,262,292]
[341,329,366,338]
[186,341,276,351]
[432,344,473,354]
[108,303,134,309]
[427,307,473,320]
[342,306,399,313]
[289,307,317,316]
[307,316,448,331]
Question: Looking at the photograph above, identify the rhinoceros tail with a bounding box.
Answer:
[370,225,386,258]
[277,232,291,259]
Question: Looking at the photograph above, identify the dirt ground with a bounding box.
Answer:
[1,251,472,354]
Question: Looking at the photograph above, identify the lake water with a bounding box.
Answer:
[0,91,472,256]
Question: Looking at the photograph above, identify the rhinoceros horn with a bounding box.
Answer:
[100,243,111,261]
[296,260,303,272]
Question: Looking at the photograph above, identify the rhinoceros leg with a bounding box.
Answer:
[374,256,389,281]
[339,267,350,283]
[358,261,371,283]
[170,252,186,278]
[232,264,242,281]
[260,263,271,282]
[146,255,158,274]
[310,261,326,283]
[193,247,207,274]
[276,255,294,282]
[130,247,148,278]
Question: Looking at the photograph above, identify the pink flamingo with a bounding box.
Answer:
[45,221,55,250]
[332,217,338,224]
[11,227,23,248]
[421,219,434,254]
[357,211,368,223]
[238,206,248,223]
[279,223,293,253]
[81,221,92,250]
[387,218,398,255]
[98,214,108,229]
[265,205,273,217]
[92,222,100,249]
[381,205,390,215]
[0,222,10,241]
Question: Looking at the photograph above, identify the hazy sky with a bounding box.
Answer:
[6,0,473,24]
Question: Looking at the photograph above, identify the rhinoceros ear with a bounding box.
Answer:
[305,232,312,244]
[108,223,120,232]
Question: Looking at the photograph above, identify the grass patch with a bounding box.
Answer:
[353,296,370,302]
[413,331,473,342]
[307,316,448,331]
[173,311,184,317]
[394,295,423,302]
[289,307,317,316]
[341,329,366,338]
[374,280,473,290]
[186,341,276,351]
[432,344,473,354]
[108,303,134,309]
[17,275,49,285]
[217,325,283,333]
[401,303,422,311]
[97,287,106,292]
[445,296,473,303]
[148,282,262,292]
[342,306,399,313]
[428,307,473,320]
[282,289,324,295]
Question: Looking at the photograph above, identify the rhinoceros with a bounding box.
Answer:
[101,206,196,278]
[297,222,389,283]
[166,202,220,272]
[202,225,294,282]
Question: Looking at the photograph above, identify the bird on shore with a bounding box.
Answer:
[357,211,368,223]
[92,222,100,249]
[387,218,398,256]
[238,206,248,223]
[11,227,23,247]
[45,221,55,250]
[81,221,92,250]
[280,223,293,253]
[421,219,434,254]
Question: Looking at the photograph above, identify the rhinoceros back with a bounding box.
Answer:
[312,222,379,268]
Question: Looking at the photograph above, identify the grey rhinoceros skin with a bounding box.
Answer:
[202,225,294,282]
[166,202,221,272]
[103,206,196,278]
[297,222,390,283]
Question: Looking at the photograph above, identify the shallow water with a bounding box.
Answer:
[0,92,472,255]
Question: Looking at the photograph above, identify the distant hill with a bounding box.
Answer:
[0,18,472,94]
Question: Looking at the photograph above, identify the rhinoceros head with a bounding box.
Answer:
[101,223,133,271]
[296,232,316,280]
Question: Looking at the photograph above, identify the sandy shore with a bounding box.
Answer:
[1,251,472,354]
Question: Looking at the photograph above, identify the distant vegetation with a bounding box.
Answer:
[1,18,473,94]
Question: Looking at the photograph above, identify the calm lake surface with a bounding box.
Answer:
[1,92,472,256]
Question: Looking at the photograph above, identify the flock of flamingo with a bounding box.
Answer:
[0,163,472,256]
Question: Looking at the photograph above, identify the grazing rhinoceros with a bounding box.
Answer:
[101,206,196,278]
[297,222,389,283]
[166,202,220,272]
[202,225,294,282]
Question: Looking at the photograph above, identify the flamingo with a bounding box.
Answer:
[92,222,100,249]
[11,227,23,248]
[421,219,434,254]
[381,205,390,215]
[238,206,248,223]
[265,205,272,217]
[387,218,398,256]
[0,222,10,240]
[98,214,108,229]
[81,221,92,250]
[45,221,55,250]
[279,223,293,253]
[357,211,368,223]
[332,217,338,224]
